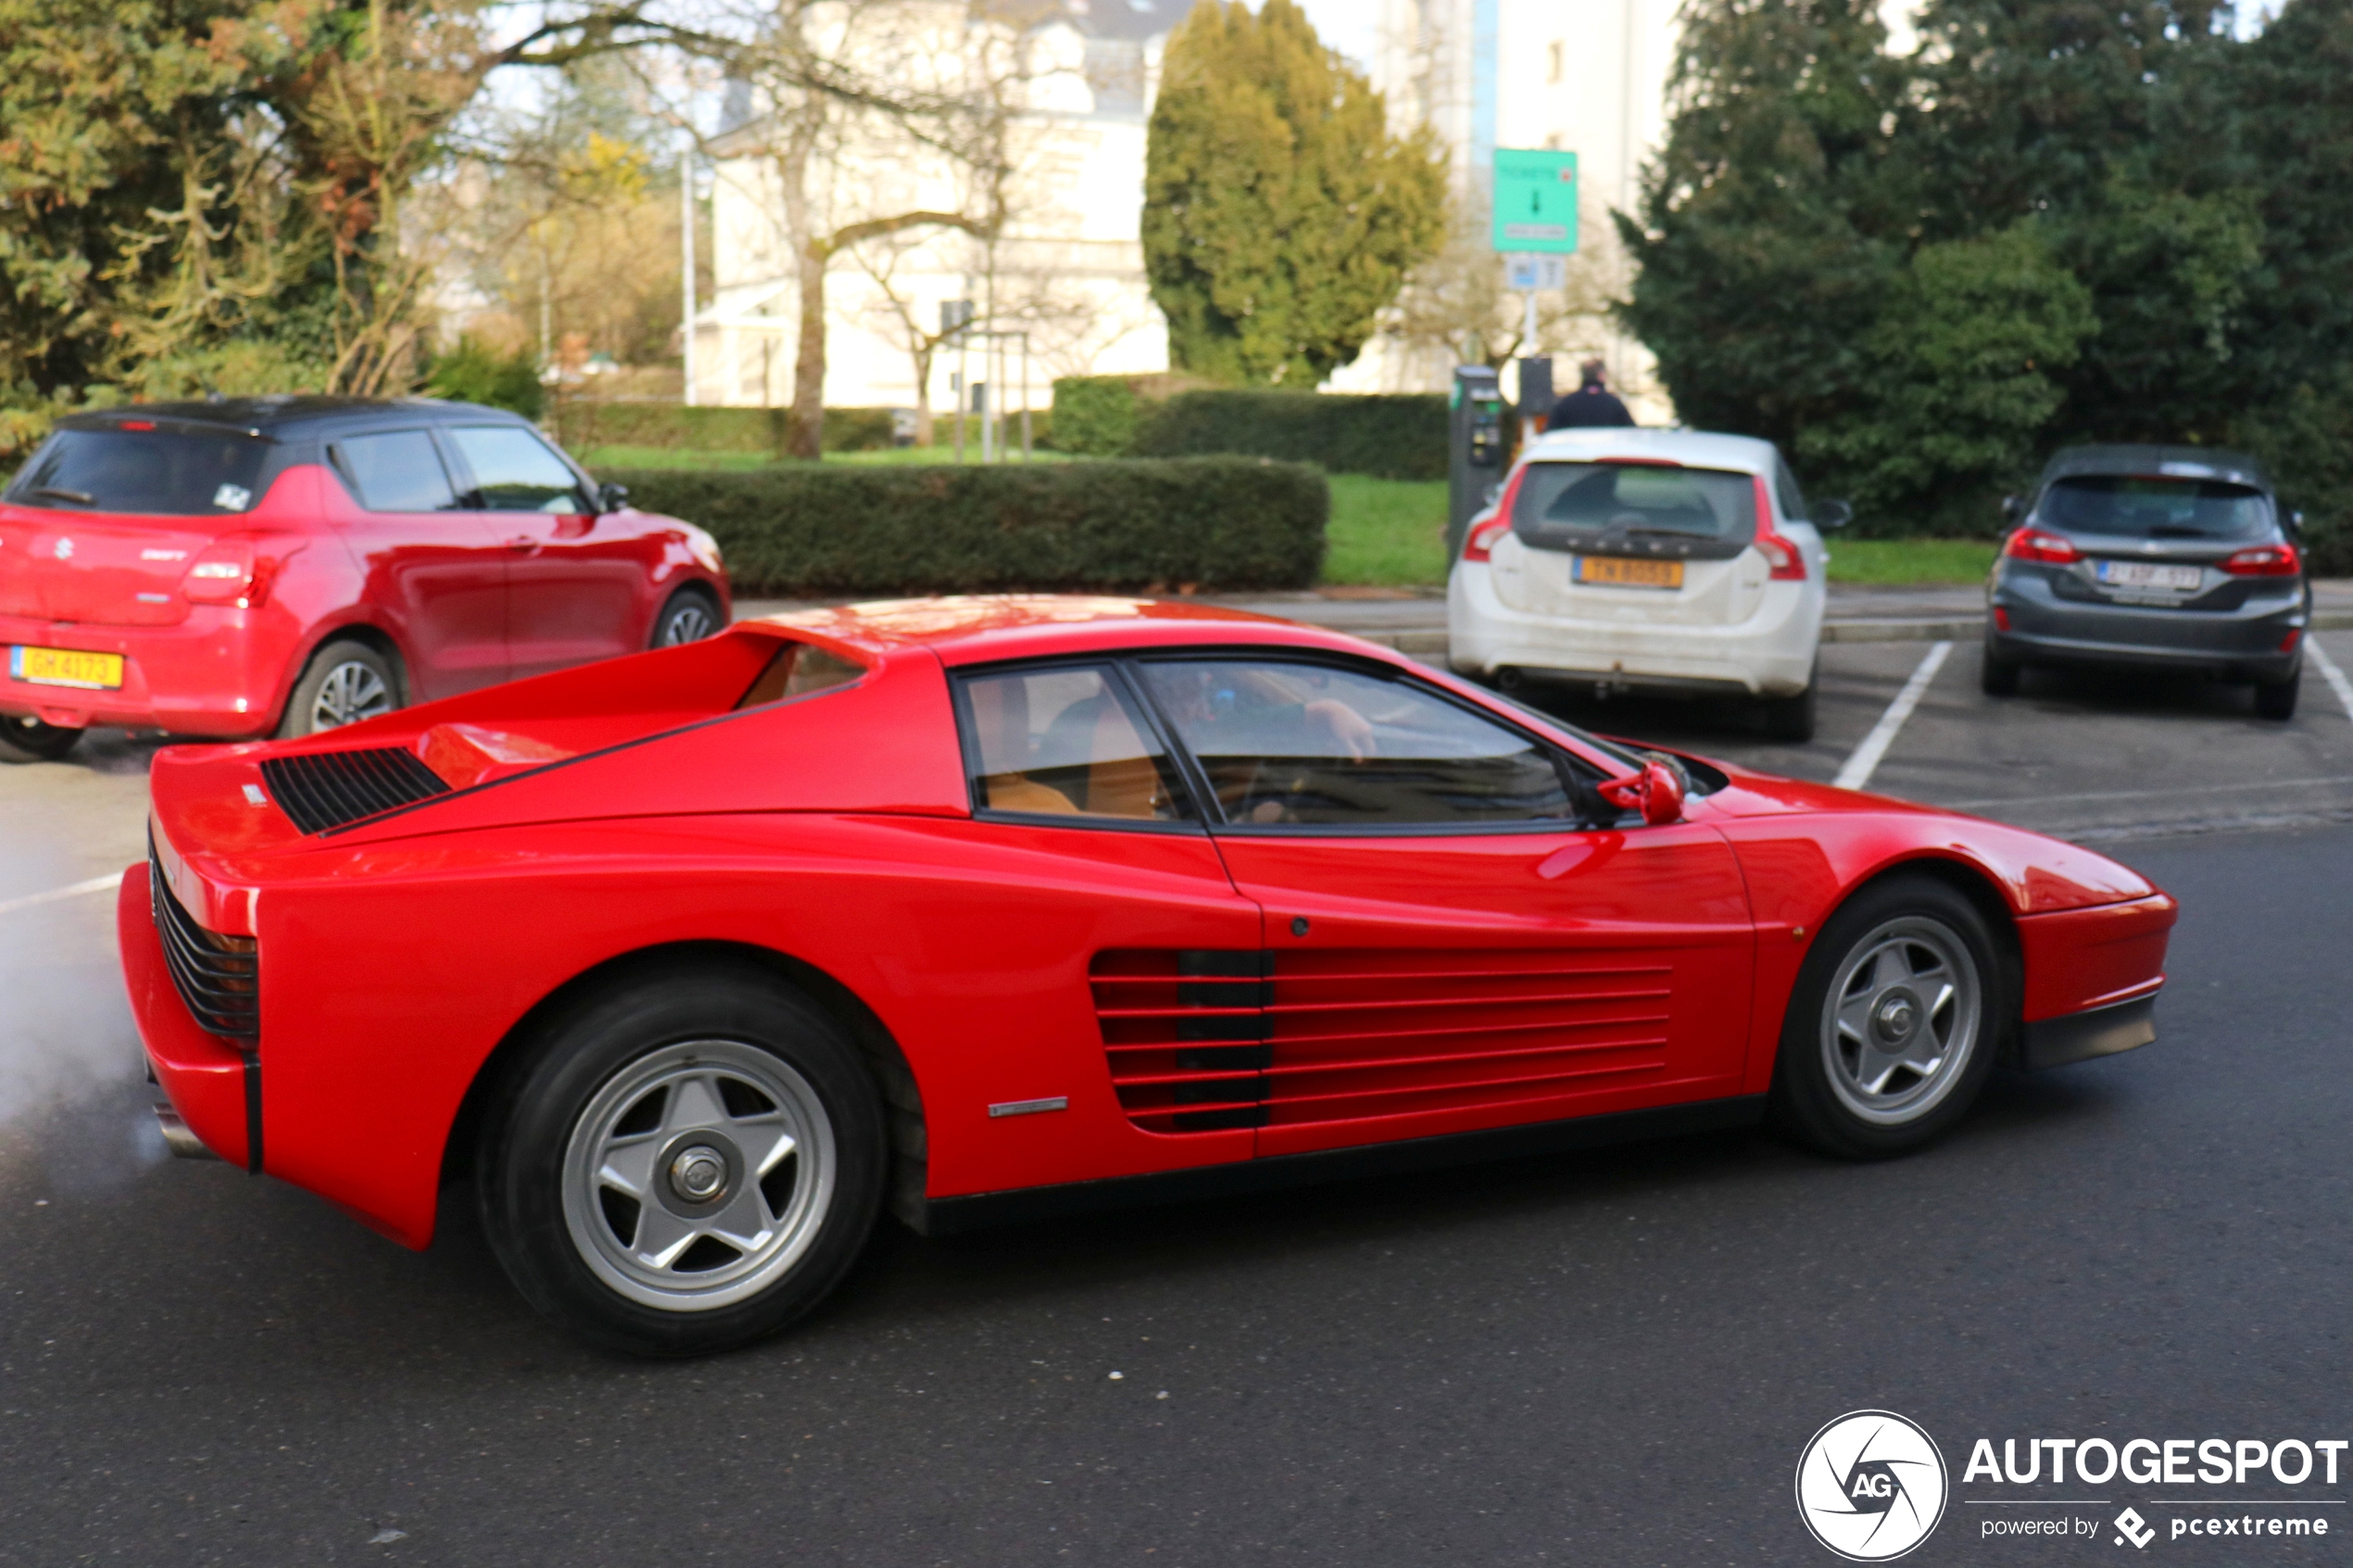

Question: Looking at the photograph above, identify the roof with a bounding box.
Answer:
[2037,444,2272,492]
[57,396,532,440]
[1527,426,1780,475]
[745,595,1353,667]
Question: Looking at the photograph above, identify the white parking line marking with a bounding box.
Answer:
[1832,641,1953,792]
[0,872,124,920]
[2309,638,2353,721]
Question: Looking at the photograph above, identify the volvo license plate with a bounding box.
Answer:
[2096,560,2202,592]
[8,646,123,689]
[1572,556,1683,590]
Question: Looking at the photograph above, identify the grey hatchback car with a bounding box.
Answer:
[1983,445,2308,718]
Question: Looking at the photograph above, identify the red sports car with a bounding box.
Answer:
[121,597,2176,1355]
[1,396,728,762]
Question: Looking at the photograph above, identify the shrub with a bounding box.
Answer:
[1129,391,1448,481]
[424,336,545,419]
[553,403,909,456]
[598,456,1327,596]
[1049,376,1140,456]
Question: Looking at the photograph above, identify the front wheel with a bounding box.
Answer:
[651,585,723,649]
[1768,875,2006,1159]
[476,967,886,1356]
[0,713,83,763]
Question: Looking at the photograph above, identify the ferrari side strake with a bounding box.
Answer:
[122,596,2175,1354]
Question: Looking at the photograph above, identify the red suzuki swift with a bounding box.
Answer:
[0,396,729,761]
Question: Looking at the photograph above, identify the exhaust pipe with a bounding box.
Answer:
[154,1104,219,1161]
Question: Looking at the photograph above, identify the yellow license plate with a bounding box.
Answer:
[1572,555,1684,589]
[9,646,124,689]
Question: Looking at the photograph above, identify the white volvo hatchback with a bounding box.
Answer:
[1447,427,1847,741]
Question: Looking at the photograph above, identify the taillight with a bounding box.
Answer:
[180,540,289,608]
[1752,475,1806,581]
[2003,528,2082,565]
[2222,542,2301,577]
[1464,466,1529,562]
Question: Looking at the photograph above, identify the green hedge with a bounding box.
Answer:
[1048,383,1451,480]
[553,403,904,455]
[599,456,1327,596]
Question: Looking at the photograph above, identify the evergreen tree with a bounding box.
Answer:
[1144,0,1446,386]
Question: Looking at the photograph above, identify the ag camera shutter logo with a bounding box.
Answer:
[1795,1410,1949,1561]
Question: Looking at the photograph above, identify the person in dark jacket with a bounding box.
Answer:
[1546,359,1634,429]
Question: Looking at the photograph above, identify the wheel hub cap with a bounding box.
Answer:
[670,1145,728,1203]
[1872,992,1919,1045]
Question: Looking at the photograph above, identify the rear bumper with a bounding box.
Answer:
[1448,563,1821,696]
[119,864,258,1170]
[0,608,290,737]
[1989,571,2305,679]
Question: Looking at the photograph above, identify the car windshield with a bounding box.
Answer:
[6,427,272,516]
[2041,475,2270,540]
[1513,461,1756,546]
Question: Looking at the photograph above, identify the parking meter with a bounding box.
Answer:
[1448,366,1507,559]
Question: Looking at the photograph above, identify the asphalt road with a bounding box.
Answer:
[5,634,2353,1564]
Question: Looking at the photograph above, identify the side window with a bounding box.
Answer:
[331,431,461,513]
[1135,659,1575,828]
[445,425,589,512]
[1773,455,1810,523]
[960,665,1189,822]
[736,642,865,709]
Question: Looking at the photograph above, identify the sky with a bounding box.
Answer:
[1292,0,1380,69]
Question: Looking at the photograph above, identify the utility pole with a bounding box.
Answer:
[680,137,697,407]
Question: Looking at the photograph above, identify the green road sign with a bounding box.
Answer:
[1491,149,1578,254]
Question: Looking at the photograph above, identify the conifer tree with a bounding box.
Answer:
[1144,0,1446,386]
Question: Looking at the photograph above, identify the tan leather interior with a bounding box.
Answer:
[984,774,1079,814]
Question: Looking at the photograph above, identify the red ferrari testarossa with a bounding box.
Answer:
[123,596,2175,1353]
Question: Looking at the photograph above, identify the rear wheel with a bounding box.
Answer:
[278,639,401,738]
[476,967,886,1356]
[1768,875,2006,1159]
[1980,640,2021,696]
[2254,666,2299,721]
[651,585,722,649]
[0,713,83,763]
[1759,666,1818,742]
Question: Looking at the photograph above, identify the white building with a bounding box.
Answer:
[693,0,1196,418]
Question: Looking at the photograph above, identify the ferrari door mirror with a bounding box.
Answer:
[1814,498,1854,532]
[597,481,631,514]
[1597,760,1685,826]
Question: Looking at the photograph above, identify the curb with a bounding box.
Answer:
[1359,608,2353,658]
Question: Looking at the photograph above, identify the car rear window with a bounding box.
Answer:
[2041,476,2271,540]
[1513,461,1757,550]
[6,427,271,516]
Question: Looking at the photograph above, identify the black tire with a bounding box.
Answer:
[0,713,84,763]
[475,965,886,1357]
[2254,666,2299,721]
[650,585,723,649]
[1768,875,2007,1160]
[1980,641,2021,696]
[1759,669,1818,742]
[277,639,403,738]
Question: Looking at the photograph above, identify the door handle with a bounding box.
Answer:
[505,536,540,554]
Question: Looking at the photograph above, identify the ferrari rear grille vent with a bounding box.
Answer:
[149,839,258,1044]
[260,746,449,834]
[1090,947,1674,1136]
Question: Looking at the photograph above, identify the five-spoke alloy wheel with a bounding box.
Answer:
[279,638,401,737]
[478,965,886,1356]
[1770,875,2006,1158]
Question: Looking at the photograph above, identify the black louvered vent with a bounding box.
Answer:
[150,837,258,1045]
[260,746,449,834]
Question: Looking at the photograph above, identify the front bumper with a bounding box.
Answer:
[0,607,287,737]
[1448,563,1821,697]
[1989,569,2306,680]
[2022,994,2157,1070]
